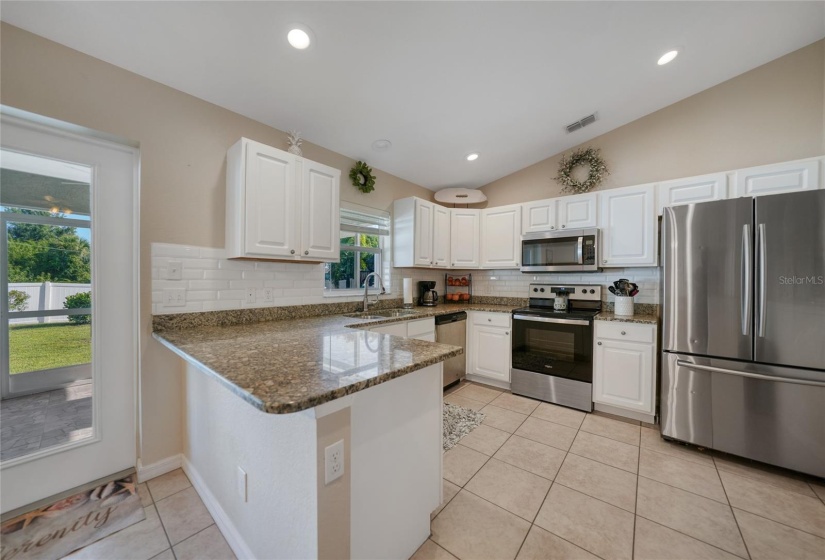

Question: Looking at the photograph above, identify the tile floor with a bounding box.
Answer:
[0,381,93,461]
[65,468,235,560]
[416,381,825,560]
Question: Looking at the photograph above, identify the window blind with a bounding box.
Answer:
[339,204,390,236]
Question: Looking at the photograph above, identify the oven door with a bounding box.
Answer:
[521,229,598,272]
[512,315,594,383]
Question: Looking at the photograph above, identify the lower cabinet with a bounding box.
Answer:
[371,318,435,341]
[593,321,656,420]
[467,312,511,384]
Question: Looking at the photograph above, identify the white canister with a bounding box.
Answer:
[614,296,634,317]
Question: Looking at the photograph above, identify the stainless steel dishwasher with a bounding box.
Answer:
[435,312,467,388]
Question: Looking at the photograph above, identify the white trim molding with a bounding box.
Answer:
[136,454,182,483]
[182,456,255,560]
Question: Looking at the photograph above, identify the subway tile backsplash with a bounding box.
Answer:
[151,242,660,315]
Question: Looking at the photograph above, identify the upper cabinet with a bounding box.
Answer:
[558,193,598,230]
[657,173,727,215]
[226,138,340,261]
[394,197,450,268]
[521,193,596,234]
[481,204,522,268]
[733,158,821,198]
[450,209,480,268]
[599,184,657,267]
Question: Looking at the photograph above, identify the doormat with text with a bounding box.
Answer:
[0,474,144,560]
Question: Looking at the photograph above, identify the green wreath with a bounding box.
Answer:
[555,147,609,194]
[349,161,376,194]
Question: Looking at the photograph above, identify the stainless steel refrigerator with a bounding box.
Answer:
[661,189,825,478]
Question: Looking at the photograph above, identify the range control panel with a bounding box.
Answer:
[528,284,602,302]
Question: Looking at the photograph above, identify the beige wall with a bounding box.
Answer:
[0,23,433,464]
[480,40,825,207]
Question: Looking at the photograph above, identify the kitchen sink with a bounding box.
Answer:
[345,309,420,319]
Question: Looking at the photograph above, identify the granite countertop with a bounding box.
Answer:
[152,304,519,415]
[595,311,659,325]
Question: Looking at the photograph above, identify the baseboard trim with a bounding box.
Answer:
[465,374,511,391]
[136,454,182,483]
[182,457,254,560]
[594,403,656,424]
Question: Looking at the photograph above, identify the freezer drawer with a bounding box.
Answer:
[662,353,825,478]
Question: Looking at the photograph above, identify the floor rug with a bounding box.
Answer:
[0,474,144,560]
[443,403,485,451]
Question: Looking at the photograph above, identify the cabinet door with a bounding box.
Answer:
[481,205,522,268]
[414,199,434,267]
[593,339,654,413]
[599,184,656,267]
[450,209,480,268]
[521,199,557,234]
[657,173,727,215]
[371,322,408,337]
[301,159,341,261]
[733,158,821,198]
[244,143,299,257]
[558,193,597,229]
[432,204,451,268]
[470,325,511,382]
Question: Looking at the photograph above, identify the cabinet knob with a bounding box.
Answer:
[505,332,509,335]
[603,259,607,264]
[621,331,626,335]
[488,318,492,322]
[304,250,309,255]
[597,341,602,345]
[550,226,555,230]
[290,250,296,255]
[561,224,566,228]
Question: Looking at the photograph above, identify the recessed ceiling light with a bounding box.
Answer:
[287,28,311,50]
[372,139,392,152]
[466,153,479,161]
[657,50,679,66]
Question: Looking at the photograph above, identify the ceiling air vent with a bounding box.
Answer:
[565,113,597,134]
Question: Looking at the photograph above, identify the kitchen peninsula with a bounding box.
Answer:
[153,310,463,560]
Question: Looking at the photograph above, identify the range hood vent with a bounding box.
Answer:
[565,113,597,134]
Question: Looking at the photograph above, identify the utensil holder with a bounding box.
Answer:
[615,296,634,317]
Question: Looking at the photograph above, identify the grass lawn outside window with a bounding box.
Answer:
[8,323,91,374]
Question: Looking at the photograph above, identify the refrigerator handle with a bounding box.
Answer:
[741,224,751,336]
[756,223,767,338]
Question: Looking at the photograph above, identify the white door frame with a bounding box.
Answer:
[0,109,140,514]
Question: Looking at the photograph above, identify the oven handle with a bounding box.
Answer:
[513,314,590,326]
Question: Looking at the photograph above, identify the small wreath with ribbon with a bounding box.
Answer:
[555,147,609,194]
[349,161,376,194]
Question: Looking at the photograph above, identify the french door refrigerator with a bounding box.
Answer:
[661,189,825,477]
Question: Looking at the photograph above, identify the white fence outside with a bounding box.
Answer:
[8,282,91,325]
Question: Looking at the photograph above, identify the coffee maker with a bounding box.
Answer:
[418,281,438,307]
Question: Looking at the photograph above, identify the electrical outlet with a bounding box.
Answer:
[166,260,183,280]
[261,288,274,302]
[163,289,186,307]
[324,439,344,485]
[245,288,256,304]
[237,466,248,502]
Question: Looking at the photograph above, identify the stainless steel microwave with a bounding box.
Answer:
[521,228,600,272]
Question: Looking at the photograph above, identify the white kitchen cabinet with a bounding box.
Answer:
[656,173,727,215]
[593,322,656,421]
[394,197,451,268]
[467,312,511,384]
[733,157,821,198]
[371,317,435,341]
[598,184,657,267]
[432,204,451,268]
[226,138,340,261]
[450,209,481,268]
[480,205,522,268]
[522,198,558,234]
[558,193,598,229]
[521,193,596,234]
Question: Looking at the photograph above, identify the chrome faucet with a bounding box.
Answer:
[363,272,387,312]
